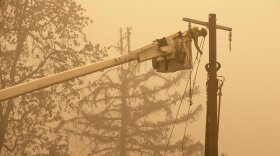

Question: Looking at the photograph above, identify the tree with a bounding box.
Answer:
[0,0,106,155]
[62,28,203,156]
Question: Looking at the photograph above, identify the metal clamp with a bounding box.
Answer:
[205,62,221,72]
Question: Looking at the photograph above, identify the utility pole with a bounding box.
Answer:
[127,27,131,53]
[119,27,128,156]
[120,27,132,156]
[183,14,232,156]
[205,13,219,156]
[126,27,132,71]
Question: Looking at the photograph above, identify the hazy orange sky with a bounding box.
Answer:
[78,0,280,155]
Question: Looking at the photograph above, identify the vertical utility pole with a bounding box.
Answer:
[205,13,219,156]
[183,14,232,156]
[120,28,124,55]
[120,27,132,156]
[127,27,131,53]
[119,27,128,156]
[126,27,132,72]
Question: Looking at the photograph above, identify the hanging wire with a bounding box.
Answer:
[217,76,225,138]
[181,100,192,156]
[163,71,191,156]
[181,37,205,155]
[192,38,205,90]
[163,36,205,156]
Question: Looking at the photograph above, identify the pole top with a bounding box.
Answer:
[183,16,232,32]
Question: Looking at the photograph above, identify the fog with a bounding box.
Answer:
[79,0,280,155]
[1,0,279,155]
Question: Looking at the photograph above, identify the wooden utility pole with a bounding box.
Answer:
[127,27,131,53]
[120,27,132,156]
[119,27,128,156]
[183,14,232,156]
[205,13,219,156]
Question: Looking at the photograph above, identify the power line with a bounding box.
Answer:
[163,68,191,156]
[217,76,225,139]
[181,98,192,155]
[182,37,205,155]
[163,37,205,156]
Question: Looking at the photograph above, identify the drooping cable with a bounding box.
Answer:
[181,37,205,155]
[163,36,205,156]
[163,71,191,156]
[192,37,205,90]
[217,76,225,138]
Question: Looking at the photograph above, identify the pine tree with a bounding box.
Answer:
[64,28,203,156]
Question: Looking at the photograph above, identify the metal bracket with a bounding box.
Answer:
[183,17,232,32]
[205,62,221,72]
